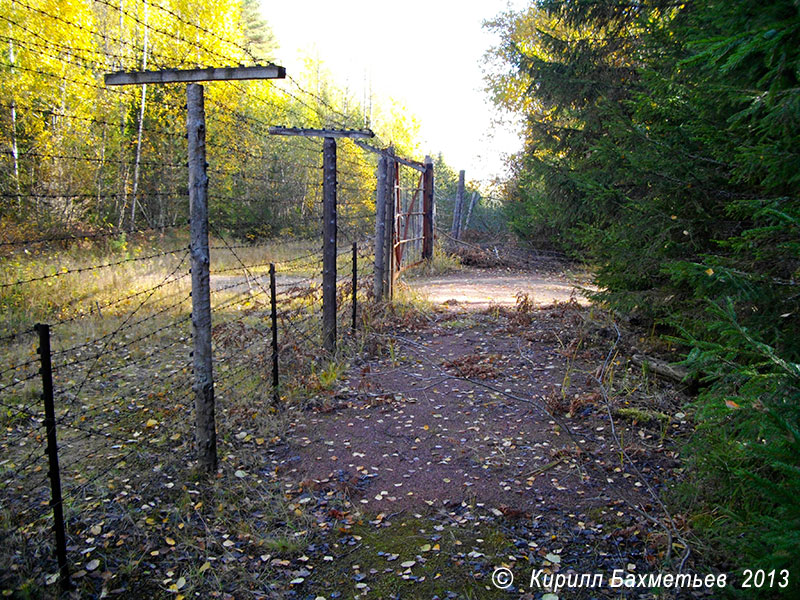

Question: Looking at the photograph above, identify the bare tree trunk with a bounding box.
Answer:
[8,40,21,211]
[115,0,127,229]
[129,0,149,232]
[96,122,107,218]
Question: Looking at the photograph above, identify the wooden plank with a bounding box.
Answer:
[105,65,285,85]
[354,140,425,172]
[269,126,374,139]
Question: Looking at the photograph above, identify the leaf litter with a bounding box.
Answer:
[268,295,703,598]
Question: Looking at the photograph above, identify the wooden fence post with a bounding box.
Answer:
[463,191,478,234]
[187,83,217,473]
[322,136,337,353]
[422,155,434,260]
[373,155,387,300]
[451,169,465,240]
[384,150,396,299]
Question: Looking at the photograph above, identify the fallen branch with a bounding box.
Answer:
[631,353,690,384]
[600,324,692,571]
[521,457,564,479]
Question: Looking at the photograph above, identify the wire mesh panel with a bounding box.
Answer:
[393,165,426,275]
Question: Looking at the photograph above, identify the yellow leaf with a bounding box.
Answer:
[146,418,158,428]
[705,268,714,276]
[199,561,211,574]
[166,537,176,546]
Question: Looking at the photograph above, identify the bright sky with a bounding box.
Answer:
[259,0,526,186]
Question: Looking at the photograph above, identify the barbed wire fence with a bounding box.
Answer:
[0,0,435,593]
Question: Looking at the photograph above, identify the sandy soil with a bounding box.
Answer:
[405,266,594,308]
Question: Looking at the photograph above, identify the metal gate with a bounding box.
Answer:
[388,153,434,295]
[371,147,434,300]
[393,164,426,275]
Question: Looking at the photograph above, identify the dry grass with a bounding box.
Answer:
[0,234,372,597]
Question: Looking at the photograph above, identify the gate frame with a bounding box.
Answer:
[358,142,434,300]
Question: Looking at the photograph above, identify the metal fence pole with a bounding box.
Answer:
[187,82,217,473]
[269,263,279,405]
[322,136,337,353]
[352,241,358,332]
[36,323,71,592]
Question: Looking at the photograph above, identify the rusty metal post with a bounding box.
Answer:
[36,323,72,592]
[352,241,358,331]
[322,136,337,353]
[269,263,279,405]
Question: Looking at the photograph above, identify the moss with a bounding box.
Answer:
[304,511,514,598]
[613,406,669,425]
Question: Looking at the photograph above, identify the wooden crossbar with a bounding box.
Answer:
[105,65,285,86]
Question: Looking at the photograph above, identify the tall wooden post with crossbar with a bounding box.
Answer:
[105,64,286,473]
[268,127,375,353]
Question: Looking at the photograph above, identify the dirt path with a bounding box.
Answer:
[267,266,691,598]
[406,266,594,308]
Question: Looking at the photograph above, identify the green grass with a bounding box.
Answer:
[402,242,461,279]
